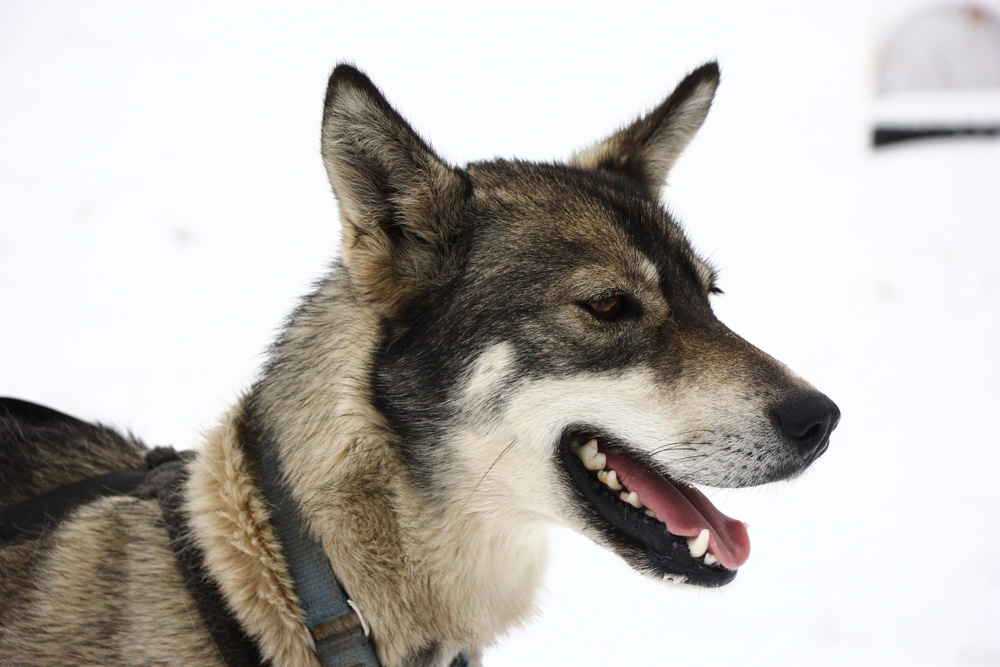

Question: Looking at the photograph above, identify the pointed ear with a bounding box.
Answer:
[570,62,720,197]
[321,64,470,315]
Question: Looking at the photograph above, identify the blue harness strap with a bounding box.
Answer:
[260,443,473,667]
[260,444,381,667]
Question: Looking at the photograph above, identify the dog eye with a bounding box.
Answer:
[580,294,634,321]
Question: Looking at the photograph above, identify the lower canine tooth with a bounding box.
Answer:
[687,528,710,559]
[620,491,643,508]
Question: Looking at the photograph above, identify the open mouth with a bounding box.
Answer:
[558,428,750,587]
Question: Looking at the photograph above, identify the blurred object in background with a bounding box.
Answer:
[874,3,1000,146]
[880,3,1000,93]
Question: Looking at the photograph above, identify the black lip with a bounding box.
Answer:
[557,427,737,588]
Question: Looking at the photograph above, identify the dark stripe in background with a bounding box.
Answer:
[873,125,1000,147]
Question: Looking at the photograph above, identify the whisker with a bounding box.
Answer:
[648,441,713,456]
[460,439,517,512]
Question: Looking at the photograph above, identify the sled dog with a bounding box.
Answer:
[0,63,839,667]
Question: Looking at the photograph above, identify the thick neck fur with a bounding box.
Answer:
[186,266,548,667]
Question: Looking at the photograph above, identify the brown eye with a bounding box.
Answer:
[581,294,634,321]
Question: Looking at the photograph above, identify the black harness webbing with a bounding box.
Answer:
[135,450,267,667]
[0,469,146,548]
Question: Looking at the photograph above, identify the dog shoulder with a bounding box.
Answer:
[0,494,226,666]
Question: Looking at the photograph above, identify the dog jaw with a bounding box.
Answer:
[446,341,835,588]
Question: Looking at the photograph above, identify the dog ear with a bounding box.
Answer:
[570,62,719,197]
[321,64,469,315]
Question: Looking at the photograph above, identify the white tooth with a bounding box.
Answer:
[704,553,719,566]
[644,509,657,518]
[687,528,710,559]
[620,491,643,508]
[598,469,621,489]
[742,521,750,531]
[584,452,606,471]
[577,440,598,465]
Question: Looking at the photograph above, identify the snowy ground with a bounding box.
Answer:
[2,2,999,665]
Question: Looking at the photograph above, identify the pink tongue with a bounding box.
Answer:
[603,450,750,570]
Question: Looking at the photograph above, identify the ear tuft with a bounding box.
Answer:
[321,65,469,315]
[323,64,394,123]
[570,62,720,197]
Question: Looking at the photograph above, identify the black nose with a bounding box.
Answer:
[774,392,840,461]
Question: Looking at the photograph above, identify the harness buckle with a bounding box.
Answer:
[347,599,371,638]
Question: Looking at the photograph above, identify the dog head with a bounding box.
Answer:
[320,64,839,587]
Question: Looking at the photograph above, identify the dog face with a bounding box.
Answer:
[321,64,839,587]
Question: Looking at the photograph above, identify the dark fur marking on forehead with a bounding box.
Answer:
[581,176,716,304]
[467,161,713,302]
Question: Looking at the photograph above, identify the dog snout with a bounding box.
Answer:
[773,392,840,462]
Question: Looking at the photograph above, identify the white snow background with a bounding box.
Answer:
[2,1,999,665]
